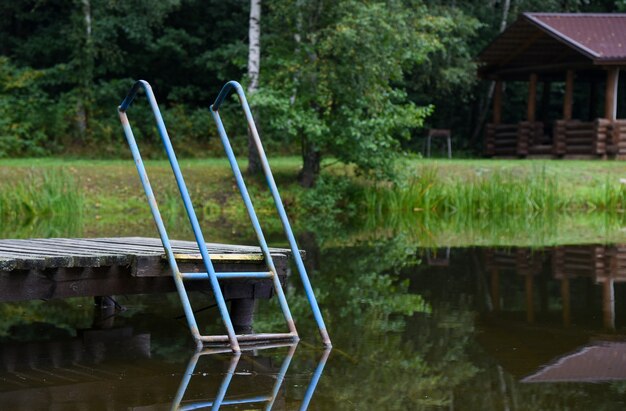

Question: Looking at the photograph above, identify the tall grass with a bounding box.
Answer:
[0,170,84,221]
[365,166,626,218]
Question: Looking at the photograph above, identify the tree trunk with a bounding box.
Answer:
[499,0,511,32]
[297,231,320,273]
[76,0,93,141]
[246,0,262,175]
[298,135,321,188]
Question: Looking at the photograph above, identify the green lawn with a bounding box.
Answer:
[4,157,626,246]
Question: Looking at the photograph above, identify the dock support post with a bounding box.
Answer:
[230,298,255,334]
[93,296,118,329]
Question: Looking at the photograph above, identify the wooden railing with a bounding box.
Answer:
[485,118,625,158]
[553,119,610,156]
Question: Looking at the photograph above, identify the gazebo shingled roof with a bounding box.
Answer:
[479,13,626,80]
[477,13,626,159]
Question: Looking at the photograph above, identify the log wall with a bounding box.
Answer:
[485,123,519,157]
[486,118,626,158]
[611,120,626,156]
[552,120,609,156]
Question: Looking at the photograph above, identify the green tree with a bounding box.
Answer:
[256,0,441,186]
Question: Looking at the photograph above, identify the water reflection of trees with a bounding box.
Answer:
[253,231,483,409]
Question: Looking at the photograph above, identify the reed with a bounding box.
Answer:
[364,166,626,218]
[0,169,84,221]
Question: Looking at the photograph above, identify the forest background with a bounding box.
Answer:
[2,0,625,186]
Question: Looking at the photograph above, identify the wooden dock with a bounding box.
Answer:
[0,237,291,304]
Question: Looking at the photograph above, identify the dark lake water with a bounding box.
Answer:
[2,220,626,409]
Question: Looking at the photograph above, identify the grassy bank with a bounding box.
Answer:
[0,157,306,241]
[4,157,626,246]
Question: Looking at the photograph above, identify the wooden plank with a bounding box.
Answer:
[33,238,150,256]
[31,240,139,261]
[0,243,94,268]
[60,239,272,262]
[0,257,17,271]
[0,250,57,270]
[565,138,594,145]
[0,240,108,256]
[565,147,595,154]
[76,238,260,256]
[86,237,282,255]
[0,240,128,265]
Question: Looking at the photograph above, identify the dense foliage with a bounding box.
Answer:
[0,0,624,183]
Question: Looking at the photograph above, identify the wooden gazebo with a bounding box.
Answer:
[478,13,626,158]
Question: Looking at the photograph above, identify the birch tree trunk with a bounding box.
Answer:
[76,0,93,140]
[246,0,262,174]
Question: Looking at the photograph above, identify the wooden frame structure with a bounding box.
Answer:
[478,13,626,158]
[0,237,293,333]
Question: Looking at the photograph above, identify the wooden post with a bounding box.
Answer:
[539,273,548,314]
[540,81,551,122]
[493,79,503,124]
[525,273,534,324]
[589,80,598,120]
[93,296,117,329]
[605,68,620,121]
[561,276,570,327]
[491,268,500,312]
[527,73,537,122]
[602,279,615,330]
[231,298,256,334]
[563,70,574,120]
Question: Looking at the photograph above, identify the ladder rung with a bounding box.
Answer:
[180,396,273,410]
[181,271,274,280]
[199,332,298,343]
[198,341,296,355]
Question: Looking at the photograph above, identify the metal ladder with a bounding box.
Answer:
[118,80,331,352]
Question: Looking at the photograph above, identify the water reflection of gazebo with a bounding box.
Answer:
[478,13,626,158]
[485,245,626,331]
[522,342,626,383]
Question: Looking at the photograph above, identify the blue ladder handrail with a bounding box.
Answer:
[119,80,241,351]
[210,81,331,347]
